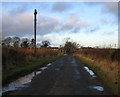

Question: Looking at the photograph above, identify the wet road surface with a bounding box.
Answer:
[3,55,111,95]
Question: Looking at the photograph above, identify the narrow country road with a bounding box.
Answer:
[3,55,111,95]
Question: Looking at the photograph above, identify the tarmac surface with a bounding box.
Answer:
[3,55,111,95]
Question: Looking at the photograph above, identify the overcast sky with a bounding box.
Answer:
[1,2,118,47]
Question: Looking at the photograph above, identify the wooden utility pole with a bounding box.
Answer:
[34,9,37,55]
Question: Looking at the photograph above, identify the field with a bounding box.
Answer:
[75,48,119,95]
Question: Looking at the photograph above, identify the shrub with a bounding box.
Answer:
[110,50,119,61]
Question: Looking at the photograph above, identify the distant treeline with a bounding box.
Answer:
[2,36,51,48]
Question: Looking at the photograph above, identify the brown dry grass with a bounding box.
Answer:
[75,48,119,95]
[2,47,62,70]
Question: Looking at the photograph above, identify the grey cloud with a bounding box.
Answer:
[2,7,89,38]
[34,13,89,35]
[61,23,75,31]
[2,12,33,36]
[72,26,81,33]
[85,2,118,16]
[100,3,118,26]
[2,9,61,37]
[38,15,60,35]
[58,14,78,31]
[102,2,118,16]
[90,26,100,32]
[100,16,118,25]
[52,2,72,12]
[59,14,89,33]
[85,25,100,33]
[10,5,28,15]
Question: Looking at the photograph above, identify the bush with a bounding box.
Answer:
[110,50,119,61]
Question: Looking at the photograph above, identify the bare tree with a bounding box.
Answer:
[63,38,80,54]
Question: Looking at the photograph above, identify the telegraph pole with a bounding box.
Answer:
[34,9,37,55]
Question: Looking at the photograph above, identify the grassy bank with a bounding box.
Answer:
[2,47,62,69]
[75,54,119,95]
[3,55,62,86]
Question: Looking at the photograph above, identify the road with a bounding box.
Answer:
[3,55,111,95]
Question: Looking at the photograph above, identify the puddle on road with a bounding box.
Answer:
[1,63,52,95]
[84,66,96,78]
[89,86,104,92]
[2,73,34,94]
[47,63,52,66]
[40,67,48,70]
[34,71,42,76]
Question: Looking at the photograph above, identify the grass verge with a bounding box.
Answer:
[3,55,62,86]
[75,54,119,96]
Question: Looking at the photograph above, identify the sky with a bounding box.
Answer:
[1,1,118,47]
